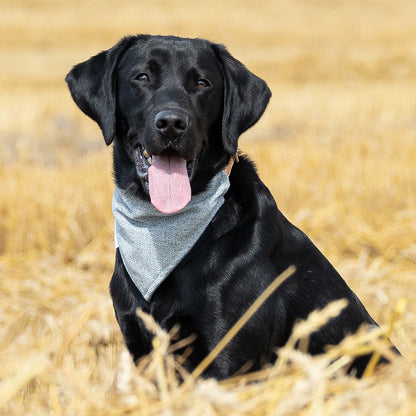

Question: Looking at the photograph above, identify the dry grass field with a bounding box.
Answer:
[1,0,415,414]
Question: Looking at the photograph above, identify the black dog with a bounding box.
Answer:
[66,35,391,379]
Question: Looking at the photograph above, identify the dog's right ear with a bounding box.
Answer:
[65,36,137,145]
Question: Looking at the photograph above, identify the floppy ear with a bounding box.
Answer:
[212,44,272,155]
[65,36,136,145]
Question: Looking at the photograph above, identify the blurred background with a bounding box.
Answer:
[0,0,415,414]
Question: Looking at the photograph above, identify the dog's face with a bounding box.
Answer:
[66,35,271,213]
[115,38,224,212]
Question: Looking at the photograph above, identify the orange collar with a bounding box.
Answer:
[224,152,239,176]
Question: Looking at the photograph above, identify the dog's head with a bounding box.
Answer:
[66,35,271,213]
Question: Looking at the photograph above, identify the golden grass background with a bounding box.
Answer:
[1,0,415,414]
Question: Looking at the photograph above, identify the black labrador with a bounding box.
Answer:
[66,35,392,379]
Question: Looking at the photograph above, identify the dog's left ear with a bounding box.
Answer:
[212,44,272,155]
[65,36,136,145]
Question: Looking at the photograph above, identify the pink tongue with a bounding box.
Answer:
[148,154,191,214]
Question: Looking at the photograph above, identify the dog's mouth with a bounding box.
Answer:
[134,146,197,214]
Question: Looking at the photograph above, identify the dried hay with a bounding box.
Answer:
[0,254,412,415]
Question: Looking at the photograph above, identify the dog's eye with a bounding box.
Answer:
[197,79,210,88]
[136,73,149,83]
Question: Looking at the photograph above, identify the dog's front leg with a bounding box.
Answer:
[110,250,153,362]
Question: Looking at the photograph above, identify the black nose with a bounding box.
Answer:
[154,109,189,138]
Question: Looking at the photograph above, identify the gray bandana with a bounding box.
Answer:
[112,171,230,301]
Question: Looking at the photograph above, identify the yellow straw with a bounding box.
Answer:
[362,297,407,378]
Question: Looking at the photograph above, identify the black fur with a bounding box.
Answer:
[66,35,395,379]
